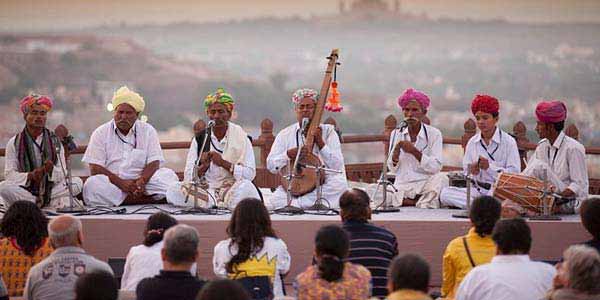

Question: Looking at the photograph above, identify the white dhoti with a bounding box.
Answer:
[266,175,348,210]
[0,177,83,208]
[440,185,490,209]
[393,173,449,208]
[166,179,260,210]
[83,168,178,206]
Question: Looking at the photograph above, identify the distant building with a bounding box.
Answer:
[339,0,402,16]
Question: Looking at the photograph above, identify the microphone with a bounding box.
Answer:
[207,120,216,128]
[301,118,310,131]
[397,120,408,130]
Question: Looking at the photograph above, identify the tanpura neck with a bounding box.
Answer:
[26,125,43,139]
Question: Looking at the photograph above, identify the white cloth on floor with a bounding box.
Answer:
[0,134,83,208]
[522,131,589,213]
[440,127,520,209]
[387,123,447,208]
[266,123,348,210]
[82,120,178,206]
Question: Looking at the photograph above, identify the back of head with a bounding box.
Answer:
[143,212,178,247]
[388,253,430,293]
[580,198,600,241]
[492,218,532,255]
[196,279,250,300]
[226,198,275,273]
[315,225,349,282]
[48,215,82,249]
[75,270,118,300]
[339,188,371,222]
[0,200,48,256]
[163,224,199,265]
[469,196,501,237]
[562,245,600,294]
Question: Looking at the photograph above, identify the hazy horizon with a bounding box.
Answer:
[2,0,600,32]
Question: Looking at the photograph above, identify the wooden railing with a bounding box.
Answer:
[2,116,600,194]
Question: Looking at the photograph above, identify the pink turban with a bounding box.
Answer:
[19,94,53,114]
[471,94,499,115]
[398,88,430,109]
[535,100,567,123]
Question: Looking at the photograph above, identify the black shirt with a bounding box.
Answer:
[343,220,399,299]
[136,270,206,300]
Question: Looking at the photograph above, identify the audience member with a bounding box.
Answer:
[456,218,555,300]
[0,275,7,300]
[136,224,205,300]
[75,270,118,300]
[442,196,501,299]
[0,200,53,297]
[121,212,196,290]
[579,198,600,253]
[213,198,290,298]
[387,253,432,300]
[295,225,371,300]
[339,188,398,298]
[23,215,114,300]
[546,245,600,300]
[196,279,251,300]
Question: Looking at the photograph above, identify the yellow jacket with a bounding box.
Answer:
[441,227,496,300]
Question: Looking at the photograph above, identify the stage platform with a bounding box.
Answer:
[60,205,589,288]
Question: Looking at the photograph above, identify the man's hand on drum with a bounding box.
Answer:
[559,188,576,199]
[478,156,490,170]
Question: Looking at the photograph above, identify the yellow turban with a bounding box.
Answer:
[111,86,145,112]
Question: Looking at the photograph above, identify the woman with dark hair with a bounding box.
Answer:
[295,225,371,300]
[196,279,251,300]
[121,212,195,291]
[441,195,501,299]
[213,198,290,298]
[0,200,53,297]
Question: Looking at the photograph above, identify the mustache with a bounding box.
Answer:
[405,117,418,122]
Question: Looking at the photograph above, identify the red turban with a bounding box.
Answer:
[471,94,499,115]
[398,88,430,110]
[535,100,567,123]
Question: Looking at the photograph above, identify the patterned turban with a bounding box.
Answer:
[291,88,319,104]
[20,94,53,114]
[111,86,145,112]
[535,100,567,123]
[471,94,499,115]
[204,88,235,112]
[398,88,430,110]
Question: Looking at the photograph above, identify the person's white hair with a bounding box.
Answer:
[48,215,82,248]
[562,245,600,294]
[163,224,199,264]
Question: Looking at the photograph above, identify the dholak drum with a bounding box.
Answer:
[492,172,555,214]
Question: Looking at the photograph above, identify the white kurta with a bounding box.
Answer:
[0,134,83,208]
[266,123,348,209]
[386,123,448,208]
[82,120,178,206]
[522,131,589,213]
[440,127,521,209]
[166,122,259,209]
[456,255,555,300]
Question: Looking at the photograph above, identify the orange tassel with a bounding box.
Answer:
[325,81,343,112]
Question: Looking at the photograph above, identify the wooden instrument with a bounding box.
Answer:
[492,172,555,214]
[282,49,340,197]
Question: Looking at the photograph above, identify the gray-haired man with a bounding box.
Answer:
[23,215,113,300]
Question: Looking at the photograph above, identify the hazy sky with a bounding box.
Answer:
[2,0,600,32]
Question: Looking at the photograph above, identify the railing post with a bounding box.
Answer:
[383,115,397,153]
[462,118,476,152]
[258,118,274,167]
[193,119,206,135]
[565,123,579,141]
[513,121,530,171]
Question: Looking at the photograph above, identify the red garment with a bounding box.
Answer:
[535,100,567,123]
[471,95,499,115]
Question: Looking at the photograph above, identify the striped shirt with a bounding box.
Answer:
[343,220,398,299]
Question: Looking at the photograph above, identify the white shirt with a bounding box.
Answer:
[528,131,589,200]
[213,237,291,297]
[183,125,256,186]
[82,120,164,176]
[120,241,198,291]
[3,133,66,186]
[463,127,521,185]
[387,123,444,184]
[456,255,555,300]
[267,123,345,175]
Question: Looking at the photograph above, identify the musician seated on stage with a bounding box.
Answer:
[387,88,447,208]
[522,100,589,214]
[166,88,259,209]
[440,95,521,209]
[82,86,179,206]
[0,94,83,208]
[266,88,348,209]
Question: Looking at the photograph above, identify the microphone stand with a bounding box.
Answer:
[372,124,403,213]
[56,137,86,213]
[452,172,472,218]
[182,125,213,215]
[529,169,561,220]
[274,149,305,215]
[304,163,341,214]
